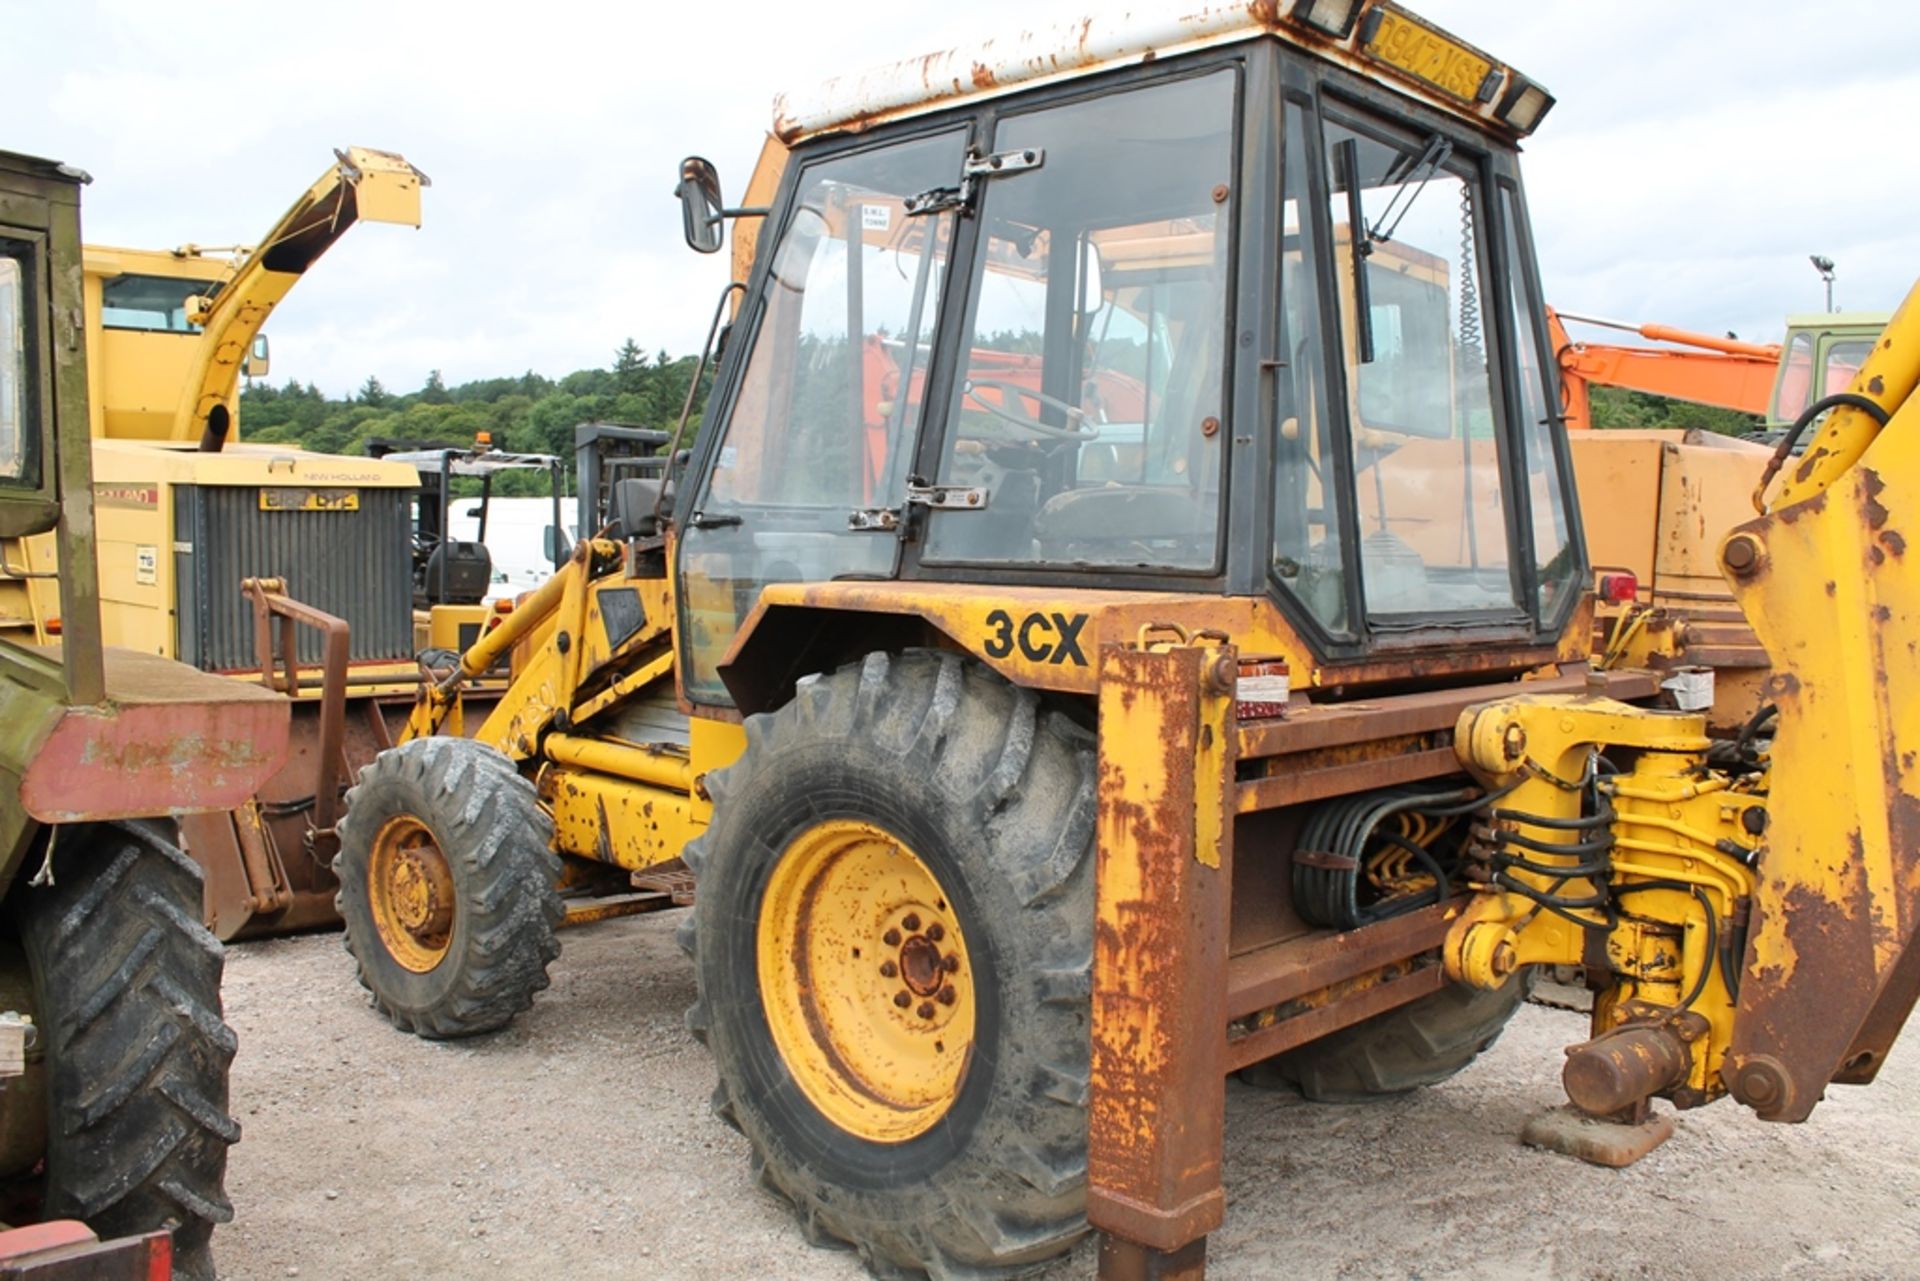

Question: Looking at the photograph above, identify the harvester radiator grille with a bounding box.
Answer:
[174,485,414,671]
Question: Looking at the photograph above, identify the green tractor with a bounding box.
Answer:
[0,151,288,1277]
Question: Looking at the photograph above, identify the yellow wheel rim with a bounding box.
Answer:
[367,816,456,974]
[758,820,976,1144]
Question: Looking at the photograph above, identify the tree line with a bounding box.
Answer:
[239,339,708,495]
[236,340,1758,502]
[1585,385,1760,434]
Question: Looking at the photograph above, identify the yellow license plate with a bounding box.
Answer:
[1364,10,1494,104]
[259,487,359,512]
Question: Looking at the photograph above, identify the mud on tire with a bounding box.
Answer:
[12,822,239,1281]
[334,736,563,1039]
[683,651,1097,1279]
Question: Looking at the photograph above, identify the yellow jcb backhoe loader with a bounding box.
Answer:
[325,4,1920,1278]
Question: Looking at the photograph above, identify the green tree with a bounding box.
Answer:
[614,339,648,394]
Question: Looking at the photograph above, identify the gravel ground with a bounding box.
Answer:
[216,914,1920,1281]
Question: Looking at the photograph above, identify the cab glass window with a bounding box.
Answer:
[678,130,966,701]
[922,69,1237,571]
[1323,110,1517,619]
[1500,187,1576,619]
[0,257,27,482]
[100,273,204,333]
[1822,338,1871,400]
[1775,332,1816,422]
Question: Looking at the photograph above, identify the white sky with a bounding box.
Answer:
[8,0,1917,397]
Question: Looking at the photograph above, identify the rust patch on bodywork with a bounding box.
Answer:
[1088,644,1231,1254]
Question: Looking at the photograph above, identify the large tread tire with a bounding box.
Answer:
[1246,972,1532,1101]
[14,822,238,1281]
[684,651,1095,1280]
[334,737,563,1039]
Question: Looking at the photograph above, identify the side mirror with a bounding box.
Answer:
[244,333,271,378]
[461,503,483,519]
[543,524,571,563]
[677,157,725,255]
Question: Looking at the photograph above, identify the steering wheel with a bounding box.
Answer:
[964,378,1100,442]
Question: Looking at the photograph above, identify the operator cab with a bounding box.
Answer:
[367,438,567,607]
[673,4,1581,703]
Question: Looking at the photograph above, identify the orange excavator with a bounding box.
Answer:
[1550,305,1885,431]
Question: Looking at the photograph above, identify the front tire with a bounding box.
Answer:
[685,652,1096,1278]
[12,822,238,1281]
[334,737,563,1039]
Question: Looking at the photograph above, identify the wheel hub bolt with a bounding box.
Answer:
[902,913,921,932]
[942,954,961,973]
[879,961,897,978]
[926,923,945,942]
[883,928,901,946]
[938,985,957,1005]
[893,992,912,1009]
[917,1002,935,1020]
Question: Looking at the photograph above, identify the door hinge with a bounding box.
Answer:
[848,480,990,532]
[904,147,1045,217]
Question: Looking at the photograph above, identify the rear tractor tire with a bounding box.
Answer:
[1241,971,1532,1100]
[684,651,1097,1279]
[334,737,563,1039]
[9,822,239,1281]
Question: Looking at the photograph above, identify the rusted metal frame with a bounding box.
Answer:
[241,579,350,837]
[1089,643,1234,1272]
[561,891,679,927]
[1097,1236,1208,1281]
[1666,645,1768,669]
[1235,744,1459,812]
[1224,901,1451,1020]
[1225,963,1448,1072]
[232,801,292,914]
[363,698,394,754]
[248,667,421,694]
[1234,666,1657,760]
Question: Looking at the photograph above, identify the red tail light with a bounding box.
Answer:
[1597,572,1639,604]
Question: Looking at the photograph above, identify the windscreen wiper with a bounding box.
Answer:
[1367,132,1453,247]
[1334,138,1376,366]
[1336,131,1454,366]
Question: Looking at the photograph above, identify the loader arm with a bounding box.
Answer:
[171,147,427,446]
[1715,283,1920,1118]
[1442,287,1920,1130]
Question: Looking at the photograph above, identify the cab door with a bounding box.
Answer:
[674,129,967,705]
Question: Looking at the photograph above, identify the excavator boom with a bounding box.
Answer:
[1549,306,1782,431]
[173,146,427,447]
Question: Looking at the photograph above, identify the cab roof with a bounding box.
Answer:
[772,0,1553,145]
